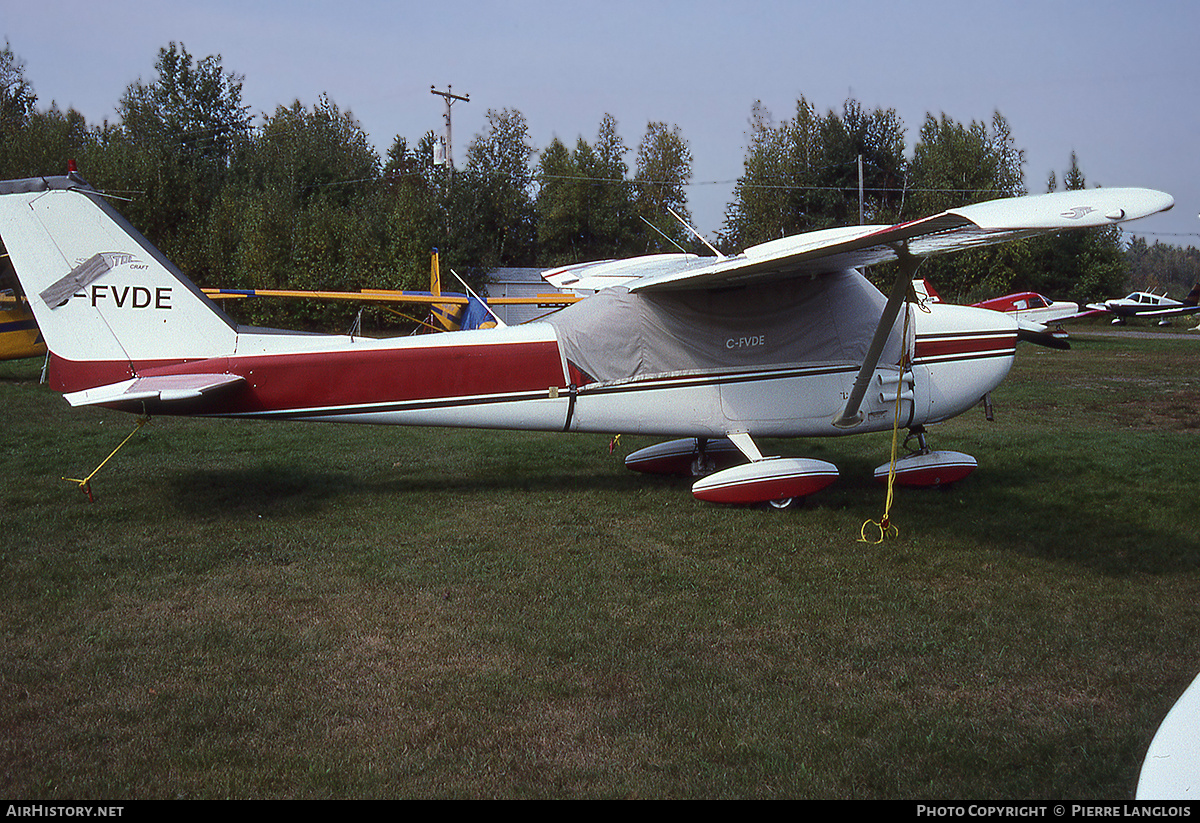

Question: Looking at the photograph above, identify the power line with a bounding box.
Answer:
[1120,228,1200,241]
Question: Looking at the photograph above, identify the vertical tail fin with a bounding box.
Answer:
[1183,283,1200,307]
[0,176,237,389]
[427,247,465,331]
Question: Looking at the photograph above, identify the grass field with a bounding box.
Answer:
[2,332,1198,799]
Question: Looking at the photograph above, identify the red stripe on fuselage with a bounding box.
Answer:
[51,339,566,415]
[223,341,565,414]
[913,332,1016,361]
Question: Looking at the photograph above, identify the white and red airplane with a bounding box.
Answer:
[0,171,1173,507]
[914,281,1089,349]
[975,291,1102,349]
[1086,284,1200,325]
[971,291,1089,329]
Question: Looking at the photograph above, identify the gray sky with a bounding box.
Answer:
[4,0,1197,251]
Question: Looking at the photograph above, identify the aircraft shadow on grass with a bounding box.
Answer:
[167,464,644,518]
[887,459,1200,577]
[166,449,1199,577]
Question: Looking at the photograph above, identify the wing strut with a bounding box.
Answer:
[832,247,918,429]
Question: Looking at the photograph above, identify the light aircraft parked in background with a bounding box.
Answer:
[0,171,1173,507]
[915,281,1086,349]
[1086,284,1200,325]
[2,249,581,359]
[0,292,45,361]
[971,291,1088,329]
[201,250,579,334]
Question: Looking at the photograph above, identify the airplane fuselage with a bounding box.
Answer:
[1102,292,1182,317]
[48,298,1015,440]
[972,292,1080,327]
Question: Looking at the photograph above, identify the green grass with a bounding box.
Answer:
[1,333,1198,798]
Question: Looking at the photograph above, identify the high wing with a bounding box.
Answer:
[202,287,579,309]
[635,188,1174,291]
[202,287,579,332]
[206,246,581,333]
[203,287,471,305]
[543,188,1174,293]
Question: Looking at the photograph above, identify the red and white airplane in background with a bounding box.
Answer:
[914,280,1088,349]
[971,291,1087,329]
[0,171,1173,507]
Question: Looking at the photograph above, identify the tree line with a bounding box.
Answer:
[1,40,1187,331]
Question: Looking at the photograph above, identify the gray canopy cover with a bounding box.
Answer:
[546,269,903,385]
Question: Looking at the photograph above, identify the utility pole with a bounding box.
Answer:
[858,154,864,225]
[430,85,469,172]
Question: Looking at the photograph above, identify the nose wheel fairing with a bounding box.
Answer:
[872,425,977,488]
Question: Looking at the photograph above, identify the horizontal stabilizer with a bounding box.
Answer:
[64,373,244,407]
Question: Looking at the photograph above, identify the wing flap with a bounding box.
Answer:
[64,373,244,407]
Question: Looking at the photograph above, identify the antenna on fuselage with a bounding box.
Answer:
[667,207,725,259]
[639,216,690,255]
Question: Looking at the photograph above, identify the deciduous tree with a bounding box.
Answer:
[535,114,638,265]
[723,97,905,249]
[458,107,536,270]
[109,43,254,283]
[634,121,692,251]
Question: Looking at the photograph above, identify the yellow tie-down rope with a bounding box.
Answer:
[859,403,903,544]
[63,415,151,502]
[860,303,915,544]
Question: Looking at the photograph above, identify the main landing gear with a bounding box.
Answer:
[624,427,979,508]
[624,435,838,508]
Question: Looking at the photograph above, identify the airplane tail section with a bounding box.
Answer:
[0,174,238,393]
[1183,283,1200,307]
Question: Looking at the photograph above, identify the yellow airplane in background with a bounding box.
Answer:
[1,187,48,361]
[2,252,47,361]
[0,250,580,361]
[202,250,580,333]
[0,294,45,361]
